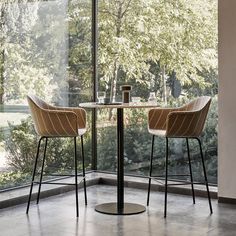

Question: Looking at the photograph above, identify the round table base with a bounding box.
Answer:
[95,202,146,215]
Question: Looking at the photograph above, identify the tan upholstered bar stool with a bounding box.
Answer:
[26,95,87,217]
[146,96,213,217]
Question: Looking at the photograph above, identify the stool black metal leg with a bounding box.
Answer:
[186,138,195,204]
[74,137,79,217]
[81,135,87,205]
[37,137,48,204]
[26,137,43,214]
[164,137,169,218]
[196,138,213,214]
[147,135,155,206]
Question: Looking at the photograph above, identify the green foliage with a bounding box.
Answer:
[4,117,91,175]
[0,0,218,188]
[98,0,217,101]
[68,0,92,94]
[0,171,31,190]
[97,126,117,171]
[0,0,70,104]
[5,117,37,172]
[97,96,218,183]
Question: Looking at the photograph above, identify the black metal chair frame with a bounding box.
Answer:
[26,135,87,217]
[147,135,213,217]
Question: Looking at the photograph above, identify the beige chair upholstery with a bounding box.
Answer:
[148,96,211,137]
[147,96,212,217]
[27,95,86,137]
[26,95,87,217]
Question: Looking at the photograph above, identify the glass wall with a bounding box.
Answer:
[0,0,92,190]
[97,0,218,183]
[0,0,218,192]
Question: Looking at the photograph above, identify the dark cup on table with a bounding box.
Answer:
[120,85,132,103]
[104,97,111,104]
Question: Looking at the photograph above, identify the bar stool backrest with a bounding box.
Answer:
[166,96,212,137]
[27,95,78,137]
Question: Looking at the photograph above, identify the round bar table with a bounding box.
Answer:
[79,102,158,215]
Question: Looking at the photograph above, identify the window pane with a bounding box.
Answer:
[97,0,218,184]
[0,0,92,190]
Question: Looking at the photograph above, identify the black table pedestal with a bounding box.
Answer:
[95,108,146,215]
[95,202,146,215]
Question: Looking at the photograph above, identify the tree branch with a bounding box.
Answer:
[121,0,132,18]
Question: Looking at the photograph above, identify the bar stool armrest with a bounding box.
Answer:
[49,106,86,129]
[148,108,180,130]
[166,111,202,137]
[39,109,78,136]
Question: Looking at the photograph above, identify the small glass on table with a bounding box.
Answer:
[148,92,157,105]
[132,97,141,105]
[97,91,106,104]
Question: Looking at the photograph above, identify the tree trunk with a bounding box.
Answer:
[0,5,5,105]
[0,50,4,105]
[108,1,123,120]
[110,58,118,103]
[161,65,167,105]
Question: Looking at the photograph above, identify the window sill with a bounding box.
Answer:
[0,171,218,209]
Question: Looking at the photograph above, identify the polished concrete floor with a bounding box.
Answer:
[0,185,236,236]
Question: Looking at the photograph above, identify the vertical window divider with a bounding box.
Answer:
[91,0,98,170]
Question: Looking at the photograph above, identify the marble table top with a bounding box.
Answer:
[79,102,159,109]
